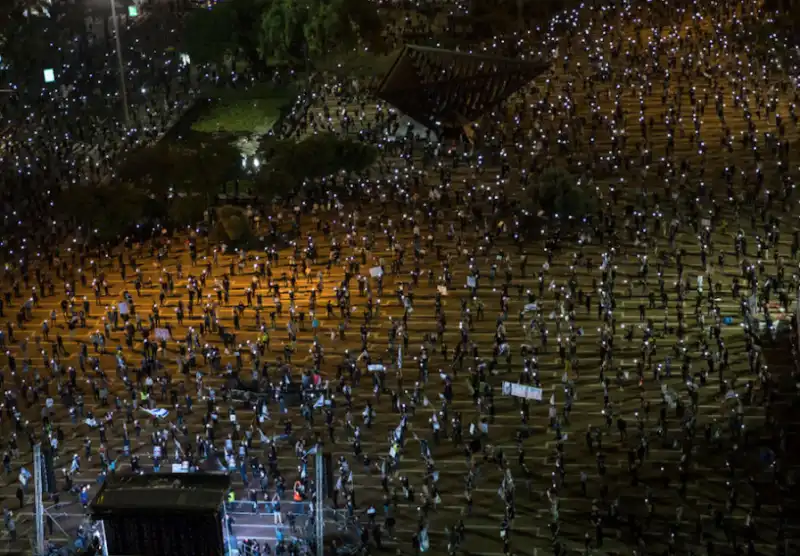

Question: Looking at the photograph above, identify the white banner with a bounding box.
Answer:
[368,364,386,372]
[502,381,542,401]
[524,303,538,312]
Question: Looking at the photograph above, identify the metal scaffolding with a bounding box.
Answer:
[33,443,45,555]
[315,446,324,556]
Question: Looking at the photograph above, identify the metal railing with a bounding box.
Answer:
[225,499,310,515]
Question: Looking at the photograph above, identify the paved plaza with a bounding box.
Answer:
[1,0,799,555]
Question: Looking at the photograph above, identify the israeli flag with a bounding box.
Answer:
[143,408,169,419]
[420,529,430,552]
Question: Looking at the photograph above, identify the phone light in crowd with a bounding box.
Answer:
[128,5,138,17]
[43,69,55,83]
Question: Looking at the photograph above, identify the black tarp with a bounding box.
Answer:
[91,473,229,515]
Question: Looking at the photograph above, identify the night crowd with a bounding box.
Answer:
[1,0,799,555]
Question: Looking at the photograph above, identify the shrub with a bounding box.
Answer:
[255,133,377,198]
[212,205,254,247]
[534,167,594,222]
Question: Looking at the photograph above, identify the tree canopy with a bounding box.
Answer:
[117,138,241,199]
[184,0,266,68]
[58,184,150,244]
[532,167,595,223]
[254,132,377,198]
[185,0,383,70]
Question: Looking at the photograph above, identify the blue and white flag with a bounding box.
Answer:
[313,395,325,409]
[142,408,169,419]
[419,529,430,552]
[305,445,318,456]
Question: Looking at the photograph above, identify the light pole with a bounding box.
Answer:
[108,0,131,126]
[33,443,44,556]
[315,446,324,556]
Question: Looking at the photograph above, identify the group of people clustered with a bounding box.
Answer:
[1,0,799,555]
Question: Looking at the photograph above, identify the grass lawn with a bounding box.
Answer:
[192,87,292,134]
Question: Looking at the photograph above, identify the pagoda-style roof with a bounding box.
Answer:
[376,45,549,133]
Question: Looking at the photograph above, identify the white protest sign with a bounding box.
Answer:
[466,276,477,288]
[502,381,543,401]
[368,364,386,372]
[154,328,170,341]
[437,285,448,296]
[118,302,129,315]
[369,266,383,278]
